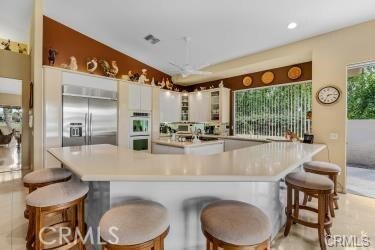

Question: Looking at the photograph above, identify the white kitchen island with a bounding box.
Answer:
[152,138,225,155]
[48,142,325,249]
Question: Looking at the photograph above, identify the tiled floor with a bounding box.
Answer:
[0,140,22,172]
[1,170,375,250]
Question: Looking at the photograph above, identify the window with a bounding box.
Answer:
[234,81,312,138]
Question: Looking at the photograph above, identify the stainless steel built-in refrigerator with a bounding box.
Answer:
[62,85,117,147]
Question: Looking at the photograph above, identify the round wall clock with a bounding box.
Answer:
[261,71,274,84]
[242,76,253,87]
[316,86,341,105]
[288,66,302,80]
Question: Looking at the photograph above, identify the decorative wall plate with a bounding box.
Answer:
[261,71,274,84]
[288,66,302,80]
[242,76,253,87]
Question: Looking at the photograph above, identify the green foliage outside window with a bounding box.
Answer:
[235,82,312,138]
[347,66,375,120]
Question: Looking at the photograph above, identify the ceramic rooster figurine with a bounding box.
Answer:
[1,39,11,50]
[98,59,118,77]
[86,58,98,73]
[61,56,78,71]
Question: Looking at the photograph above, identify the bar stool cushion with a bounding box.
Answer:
[23,168,72,185]
[286,172,333,191]
[99,200,169,245]
[200,200,271,246]
[26,180,89,207]
[303,161,341,173]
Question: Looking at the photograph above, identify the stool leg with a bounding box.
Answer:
[26,207,35,249]
[34,208,43,250]
[77,199,85,250]
[302,193,308,206]
[329,194,335,218]
[284,184,293,236]
[333,175,339,209]
[206,239,211,250]
[325,194,331,235]
[293,189,300,224]
[212,241,219,250]
[318,194,327,250]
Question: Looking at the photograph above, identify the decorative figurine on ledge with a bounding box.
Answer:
[61,56,78,71]
[150,77,155,86]
[166,78,173,90]
[1,39,11,50]
[18,43,27,54]
[159,78,166,88]
[48,48,58,65]
[128,70,140,81]
[138,69,149,84]
[86,57,98,73]
[98,59,118,78]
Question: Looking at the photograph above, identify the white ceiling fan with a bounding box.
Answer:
[169,37,212,78]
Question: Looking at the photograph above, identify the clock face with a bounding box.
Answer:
[317,86,341,104]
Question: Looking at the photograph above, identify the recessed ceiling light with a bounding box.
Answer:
[288,22,297,29]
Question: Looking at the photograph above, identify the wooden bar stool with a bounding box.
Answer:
[284,172,333,250]
[303,161,341,217]
[200,200,271,250]
[23,168,72,247]
[26,180,89,250]
[99,200,169,250]
[23,168,72,218]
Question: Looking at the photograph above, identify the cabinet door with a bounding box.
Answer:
[128,84,141,110]
[190,92,210,122]
[160,91,180,122]
[140,85,152,111]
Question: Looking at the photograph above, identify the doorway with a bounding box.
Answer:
[346,63,375,198]
[0,77,22,172]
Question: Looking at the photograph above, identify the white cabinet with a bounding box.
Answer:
[189,91,210,122]
[189,88,230,123]
[128,83,152,111]
[159,90,180,122]
[141,85,152,111]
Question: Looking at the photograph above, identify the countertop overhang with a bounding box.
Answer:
[48,142,326,182]
[152,138,224,148]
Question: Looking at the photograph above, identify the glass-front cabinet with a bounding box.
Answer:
[210,91,220,121]
[181,94,189,121]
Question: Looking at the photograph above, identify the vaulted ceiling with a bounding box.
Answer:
[3,1,375,85]
[0,0,32,43]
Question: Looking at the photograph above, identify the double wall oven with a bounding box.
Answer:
[129,112,151,151]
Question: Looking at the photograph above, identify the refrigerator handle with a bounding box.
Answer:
[89,113,93,145]
[84,113,88,145]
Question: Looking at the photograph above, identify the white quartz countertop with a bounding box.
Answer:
[48,142,326,182]
[152,138,224,148]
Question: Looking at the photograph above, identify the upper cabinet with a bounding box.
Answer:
[189,87,230,123]
[159,90,180,122]
[189,91,210,122]
[128,83,152,111]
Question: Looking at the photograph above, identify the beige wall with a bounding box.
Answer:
[0,93,22,106]
[0,49,31,168]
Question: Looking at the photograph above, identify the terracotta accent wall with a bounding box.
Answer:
[43,16,173,85]
[185,62,312,135]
